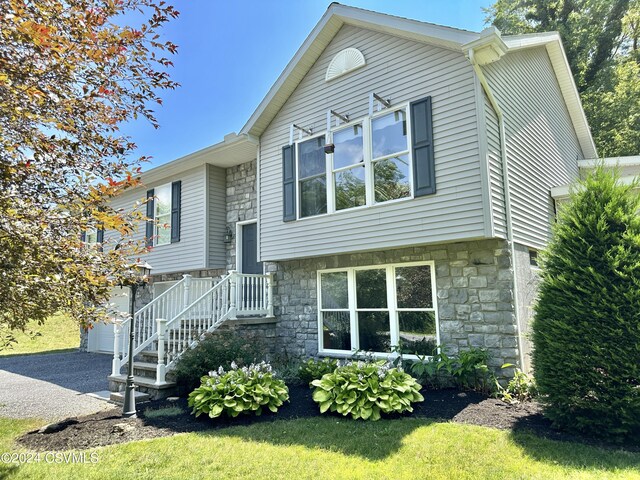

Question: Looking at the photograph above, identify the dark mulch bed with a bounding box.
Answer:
[17,386,639,452]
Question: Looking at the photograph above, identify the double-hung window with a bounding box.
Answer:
[154,183,172,246]
[82,226,103,250]
[370,109,411,203]
[298,136,327,218]
[318,261,439,357]
[145,181,181,247]
[285,97,434,221]
[332,123,365,210]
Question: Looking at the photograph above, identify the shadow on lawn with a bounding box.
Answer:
[174,387,488,461]
[508,416,640,470]
[201,416,435,461]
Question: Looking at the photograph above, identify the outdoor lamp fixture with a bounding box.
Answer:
[121,259,153,418]
[224,226,233,244]
[324,143,335,154]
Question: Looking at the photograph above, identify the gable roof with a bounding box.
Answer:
[240,3,597,159]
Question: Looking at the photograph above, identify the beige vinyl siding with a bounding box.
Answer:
[207,164,226,268]
[482,47,583,250]
[108,165,207,274]
[259,25,485,261]
[484,91,507,238]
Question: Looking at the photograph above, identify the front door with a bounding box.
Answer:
[240,222,263,312]
[241,222,262,274]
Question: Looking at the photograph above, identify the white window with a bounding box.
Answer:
[295,105,413,219]
[318,261,438,357]
[154,183,172,246]
[297,135,327,218]
[85,228,98,245]
[370,109,411,203]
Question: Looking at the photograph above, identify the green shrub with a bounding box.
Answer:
[533,166,640,441]
[270,355,305,386]
[410,347,495,394]
[173,331,265,391]
[188,361,289,419]
[311,360,423,421]
[495,364,537,405]
[298,357,338,385]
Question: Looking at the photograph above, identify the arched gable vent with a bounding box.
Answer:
[325,47,366,82]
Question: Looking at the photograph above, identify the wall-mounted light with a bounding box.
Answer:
[324,143,335,154]
[224,226,233,244]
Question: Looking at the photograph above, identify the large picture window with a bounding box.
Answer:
[318,262,438,357]
[284,96,434,222]
[295,105,414,219]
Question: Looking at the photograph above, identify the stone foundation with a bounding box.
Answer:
[267,239,520,371]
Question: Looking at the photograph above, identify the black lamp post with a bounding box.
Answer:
[122,259,153,418]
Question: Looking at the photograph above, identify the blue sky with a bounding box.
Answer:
[125,0,491,169]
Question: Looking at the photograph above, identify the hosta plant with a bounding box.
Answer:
[298,357,338,385]
[311,360,424,421]
[188,361,289,419]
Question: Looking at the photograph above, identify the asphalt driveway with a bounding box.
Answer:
[0,351,114,421]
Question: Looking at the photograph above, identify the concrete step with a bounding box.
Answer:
[132,361,159,379]
[108,374,177,400]
[109,390,151,404]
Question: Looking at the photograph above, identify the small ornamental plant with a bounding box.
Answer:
[311,360,424,421]
[298,357,338,385]
[188,361,289,419]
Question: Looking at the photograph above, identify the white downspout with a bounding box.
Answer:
[468,49,526,371]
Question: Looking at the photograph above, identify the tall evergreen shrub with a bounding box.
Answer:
[533,166,640,440]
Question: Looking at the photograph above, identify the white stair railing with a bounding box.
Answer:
[112,271,274,383]
[112,274,215,375]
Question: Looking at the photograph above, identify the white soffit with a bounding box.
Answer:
[141,133,257,185]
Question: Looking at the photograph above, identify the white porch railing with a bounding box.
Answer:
[112,271,273,383]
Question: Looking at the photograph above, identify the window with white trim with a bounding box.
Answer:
[295,105,412,219]
[154,183,172,246]
[298,136,327,218]
[85,228,98,245]
[318,261,438,357]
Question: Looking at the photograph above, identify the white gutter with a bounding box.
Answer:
[468,48,526,371]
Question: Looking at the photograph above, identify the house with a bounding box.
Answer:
[85,4,605,398]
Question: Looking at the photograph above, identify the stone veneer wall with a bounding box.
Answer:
[225,159,257,271]
[267,239,521,371]
[513,243,540,372]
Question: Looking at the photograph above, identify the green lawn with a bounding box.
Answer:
[0,314,80,356]
[1,416,639,479]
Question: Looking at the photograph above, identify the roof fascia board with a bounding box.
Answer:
[240,4,481,137]
[140,133,257,185]
[334,5,478,50]
[240,7,339,137]
[543,40,598,158]
[502,33,597,158]
[578,156,640,168]
[552,174,639,199]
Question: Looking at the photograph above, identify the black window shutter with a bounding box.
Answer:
[80,231,86,243]
[410,96,436,196]
[171,181,181,243]
[282,145,296,222]
[145,188,154,247]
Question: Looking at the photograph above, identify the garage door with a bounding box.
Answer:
[87,286,130,353]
